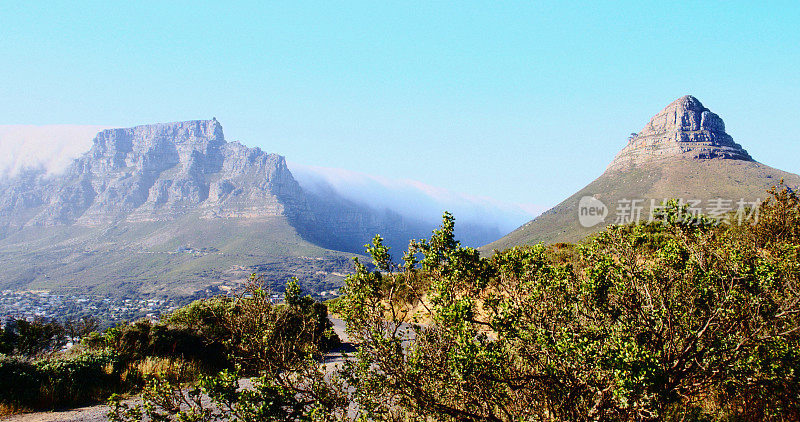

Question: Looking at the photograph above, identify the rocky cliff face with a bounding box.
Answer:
[0,119,311,227]
[608,96,752,171]
[1,119,490,257]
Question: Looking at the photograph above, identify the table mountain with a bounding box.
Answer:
[1,119,310,226]
[483,95,800,251]
[0,119,483,297]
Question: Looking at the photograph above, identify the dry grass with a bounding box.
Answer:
[122,356,207,385]
[0,402,24,417]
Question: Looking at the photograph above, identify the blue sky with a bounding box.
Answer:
[1,1,799,213]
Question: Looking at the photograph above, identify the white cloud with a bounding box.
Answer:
[0,125,107,177]
[289,162,544,233]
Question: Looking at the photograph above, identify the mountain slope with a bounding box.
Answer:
[484,96,800,251]
[0,215,351,296]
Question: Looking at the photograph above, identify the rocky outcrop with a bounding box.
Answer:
[608,95,753,171]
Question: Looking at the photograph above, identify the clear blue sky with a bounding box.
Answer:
[2,1,798,209]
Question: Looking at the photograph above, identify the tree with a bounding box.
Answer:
[2,317,67,357]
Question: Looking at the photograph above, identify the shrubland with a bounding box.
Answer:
[107,278,344,421]
[106,185,800,421]
[3,185,799,421]
[332,185,800,421]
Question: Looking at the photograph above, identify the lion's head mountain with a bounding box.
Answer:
[1,95,798,298]
[485,95,800,252]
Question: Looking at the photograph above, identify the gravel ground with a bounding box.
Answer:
[2,404,116,422]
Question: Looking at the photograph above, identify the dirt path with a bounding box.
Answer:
[2,404,116,422]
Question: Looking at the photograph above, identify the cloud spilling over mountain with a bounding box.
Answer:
[0,125,108,177]
[290,163,542,235]
[0,124,542,236]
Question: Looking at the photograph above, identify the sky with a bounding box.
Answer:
[1,1,799,223]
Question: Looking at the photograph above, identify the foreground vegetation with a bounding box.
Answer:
[2,185,798,421]
[336,191,800,421]
[99,185,800,421]
[0,278,337,415]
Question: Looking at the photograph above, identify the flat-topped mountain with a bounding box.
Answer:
[2,119,310,227]
[0,120,499,298]
[484,95,800,251]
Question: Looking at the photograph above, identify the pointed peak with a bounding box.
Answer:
[668,95,704,109]
[607,96,753,171]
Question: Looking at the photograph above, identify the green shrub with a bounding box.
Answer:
[34,351,118,408]
[331,188,800,421]
[0,355,40,408]
[100,319,228,374]
[0,350,118,410]
[166,296,233,341]
[108,280,346,421]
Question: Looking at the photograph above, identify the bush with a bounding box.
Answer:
[332,188,800,421]
[166,296,233,341]
[108,279,346,421]
[35,351,118,408]
[212,277,339,374]
[100,318,229,374]
[0,355,40,409]
[0,318,67,358]
[0,351,118,410]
